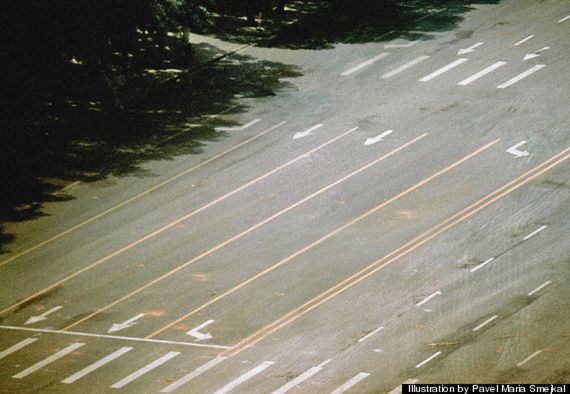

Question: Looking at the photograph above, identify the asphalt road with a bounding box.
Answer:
[0,0,569,392]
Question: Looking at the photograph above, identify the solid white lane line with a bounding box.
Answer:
[387,379,419,394]
[161,356,227,393]
[415,351,442,368]
[62,347,133,384]
[13,342,85,379]
[0,338,38,360]
[470,257,495,273]
[0,325,230,349]
[514,35,534,46]
[215,119,262,132]
[559,15,570,23]
[382,56,430,79]
[329,372,370,394]
[523,225,548,241]
[458,61,507,85]
[213,361,275,394]
[110,351,180,389]
[516,350,543,367]
[358,326,384,343]
[341,53,390,76]
[473,315,498,331]
[528,280,552,297]
[419,58,468,82]
[415,291,442,307]
[271,359,332,394]
[497,65,545,89]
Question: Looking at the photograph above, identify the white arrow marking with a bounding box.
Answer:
[186,319,215,341]
[293,124,323,140]
[108,313,146,333]
[341,53,390,76]
[506,141,530,158]
[364,130,394,146]
[415,291,442,307]
[497,64,545,88]
[514,35,534,46]
[524,46,549,60]
[25,306,63,325]
[385,41,418,49]
[559,15,570,23]
[457,42,483,55]
[215,119,261,132]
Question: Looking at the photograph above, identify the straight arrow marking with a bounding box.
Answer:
[365,130,394,145]
[293,124,323,140]
[108,313,146,333]
[25,306,63,325]
[457,42,483,55]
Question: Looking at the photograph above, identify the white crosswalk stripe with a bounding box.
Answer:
[271,359,332,394]
[62,346,133,384]
[0,338,38,360]
[329,372,370,394]
[213,361,275,394]
[497,64,546,88]
[458,61,507,85]
[110,351,180,389]
[382,56,430,79]
[419,58,469,82]
[13,342,85,379]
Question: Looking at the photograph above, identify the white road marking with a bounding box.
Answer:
[341,53,390,76]
[419,58,469,82]
[0,338,38,360]
[415,351,442,368]
[25,305,63,325]
[523,225,548,241]
[13,342,85,379]
[415,291,442,307]
[364,130,393,146]
[497,65,545,89]
[382,56,430,79]
[358,326,384,343]
[516,350,543,367]
[388,379,419,394]
[385,41,417,49]
[329,372,370,394]
[559,15,570,23]
[458,61,507,85]
[457,42,483,55]
[215,119,262,132]
[514,35,534,46]
[0,325,231,349]
[470,257,495,273]
[506,141,530,158]
[62,347,133,383]
[293,124,324,140]
[213,361,275,394]
[524,47,550,61]
[186,319,215,341]
[108,313,146,333]
[161,356,227,393]
[271,359,332,394]
[110,351,180,389]
[528,280,552,297]
[473,315,498,331]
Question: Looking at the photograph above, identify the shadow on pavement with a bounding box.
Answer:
[0,36,301,251]
[201,0,501,49]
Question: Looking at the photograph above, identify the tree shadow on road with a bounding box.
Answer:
[201,0,501,49]
[0,36,301,252]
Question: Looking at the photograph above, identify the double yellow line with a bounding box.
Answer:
[221,145,570,357]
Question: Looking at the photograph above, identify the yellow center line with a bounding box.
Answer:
[0,121,286,269]
[146,137,497,339]
[222,147,570,357]
[61,131,424,331]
